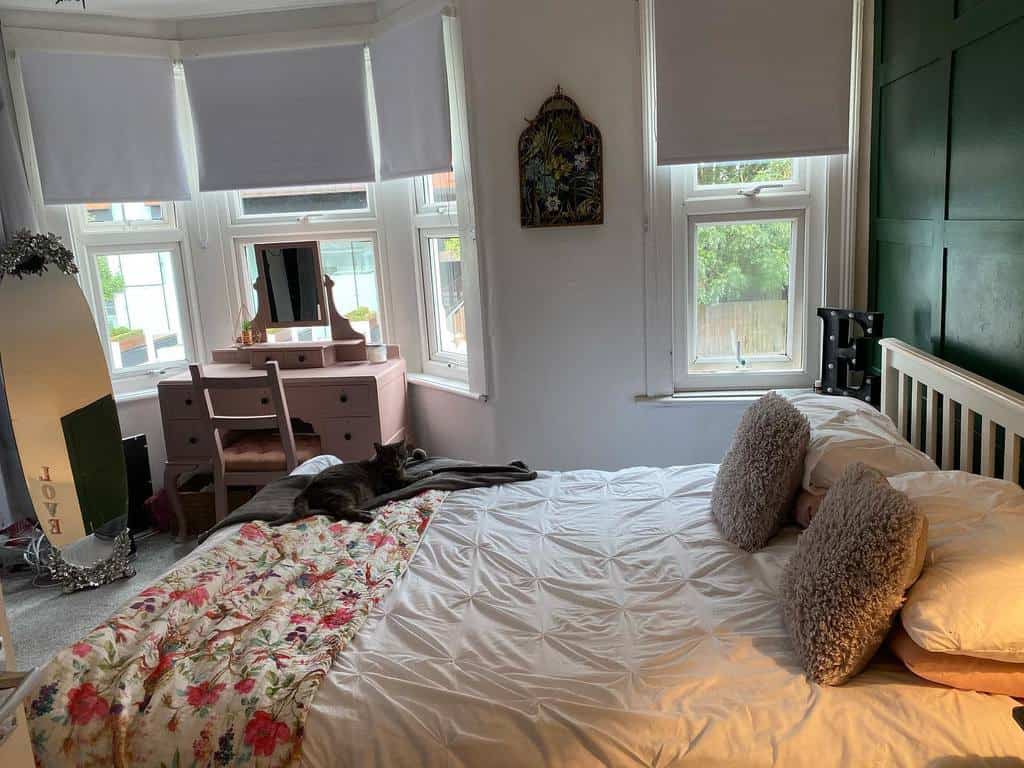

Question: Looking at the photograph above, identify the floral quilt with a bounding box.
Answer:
[27,490,447,768]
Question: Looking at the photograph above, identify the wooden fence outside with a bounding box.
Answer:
[696,299,788,358]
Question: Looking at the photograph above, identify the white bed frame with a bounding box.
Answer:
[880,338,1024,482]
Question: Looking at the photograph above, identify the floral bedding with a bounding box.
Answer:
[27,490,447,768]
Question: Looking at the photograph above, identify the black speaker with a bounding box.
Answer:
[122,433,153,532]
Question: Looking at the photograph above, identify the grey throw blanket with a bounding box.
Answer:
[198,457,537,542]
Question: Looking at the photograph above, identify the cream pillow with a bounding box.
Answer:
[785,392,938,494]
[889,624,1024,697]
[891,471,1024,663]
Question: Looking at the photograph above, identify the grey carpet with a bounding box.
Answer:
[2,532,196,670]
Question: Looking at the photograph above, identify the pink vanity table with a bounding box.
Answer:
[158,240,410,539]
[158,353,408,539]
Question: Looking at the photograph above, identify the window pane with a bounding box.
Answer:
[243,240,383,344]
[694,220,793,361]
[696,159,794,187]
[425,236,466,357]
[97,251,186,370]
[321,239,383,344]
[239,184,369,216]
[424,172,456,207]
[85,202,165,226]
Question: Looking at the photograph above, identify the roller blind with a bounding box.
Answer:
[654,0,854,166]
[184,44,374,192]
[370,13,452,181]
[18,51,189,205]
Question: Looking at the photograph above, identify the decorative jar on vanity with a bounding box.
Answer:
[158,241,408,537]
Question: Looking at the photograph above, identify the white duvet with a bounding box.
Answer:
[217,466,1024,766]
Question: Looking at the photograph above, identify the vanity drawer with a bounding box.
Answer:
[159,386,200,420]
[301,383,376,418]
[164,419,212,459]
[210,388,274,417]
[160,386,275,419]
[321,417,379,461]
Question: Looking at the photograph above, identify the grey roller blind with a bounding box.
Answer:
[370,13,452,181]
[18,50,189,204]
[184,44,374,192]
[654,0,854,166]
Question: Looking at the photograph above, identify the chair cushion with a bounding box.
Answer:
[222,431,322,472]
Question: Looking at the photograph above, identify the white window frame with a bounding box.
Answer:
[415,174,457,216]
[672,159,827,391]
[691,157,808,197]
[639,0,860,398]
[73,201,177,234]
[75,232,199,393]
[416,226,468,378]
[231,228,390,345]
[230,183,377,226]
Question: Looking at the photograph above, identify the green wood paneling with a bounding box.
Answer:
[875,243,942,354]
[945,249,1024,393]
[948,17,1024,221]
[870,1,1024,394]
[61,394,128,534]
[876,63,946,221]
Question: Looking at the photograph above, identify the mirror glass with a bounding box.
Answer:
[258,244,324,325]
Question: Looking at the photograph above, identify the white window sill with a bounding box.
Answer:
[114,388,159,405]
[635,387,812,405]
[408,373,488,402]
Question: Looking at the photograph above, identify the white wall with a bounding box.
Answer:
[405,0,746,471]
[20,0,750,484]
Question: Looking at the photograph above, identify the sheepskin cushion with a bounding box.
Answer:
[711,392,810,551]
[781,462,928,685]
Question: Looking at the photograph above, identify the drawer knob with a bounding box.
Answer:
[261,397,269,405]
[188,437,198,445]
[298,354,306,363]
[339,393,348,403]
[344,432,352,441]
[185,398,192,406]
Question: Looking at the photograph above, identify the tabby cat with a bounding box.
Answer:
[287,440,425,524]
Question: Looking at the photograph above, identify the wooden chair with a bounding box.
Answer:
[189,360,322,522]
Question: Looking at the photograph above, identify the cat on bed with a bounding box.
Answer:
[282,440,429,525]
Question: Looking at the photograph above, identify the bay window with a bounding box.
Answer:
[71,200,197,394]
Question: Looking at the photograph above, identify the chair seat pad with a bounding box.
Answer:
[223,432,322,472]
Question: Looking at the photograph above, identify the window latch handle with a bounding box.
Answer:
[737,183,784,198]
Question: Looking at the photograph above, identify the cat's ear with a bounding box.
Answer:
[373,442,383,453]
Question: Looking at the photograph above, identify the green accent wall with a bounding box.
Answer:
[61,394,128,534]
[869,0,1024,392]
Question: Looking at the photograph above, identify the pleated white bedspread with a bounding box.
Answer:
[226,466,1024,766]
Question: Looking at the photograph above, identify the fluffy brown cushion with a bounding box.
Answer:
[889,624,1024,697]
[711,392,810,551]
[781,462,928,685]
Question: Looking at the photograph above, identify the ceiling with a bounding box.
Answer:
[0,0,369,20]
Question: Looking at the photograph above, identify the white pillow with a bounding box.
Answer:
[889,471,1024,663]
[785,392,938,494]
[290,454,342,476]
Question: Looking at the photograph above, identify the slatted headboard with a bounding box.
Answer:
[880,338,1024,483]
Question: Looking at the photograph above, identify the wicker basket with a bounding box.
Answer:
[176,475,258,536]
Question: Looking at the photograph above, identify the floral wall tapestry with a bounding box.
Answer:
[519,87,603,228]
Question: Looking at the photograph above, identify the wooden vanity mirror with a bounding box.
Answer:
[251,241,327,330]
[239,241,370,369]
